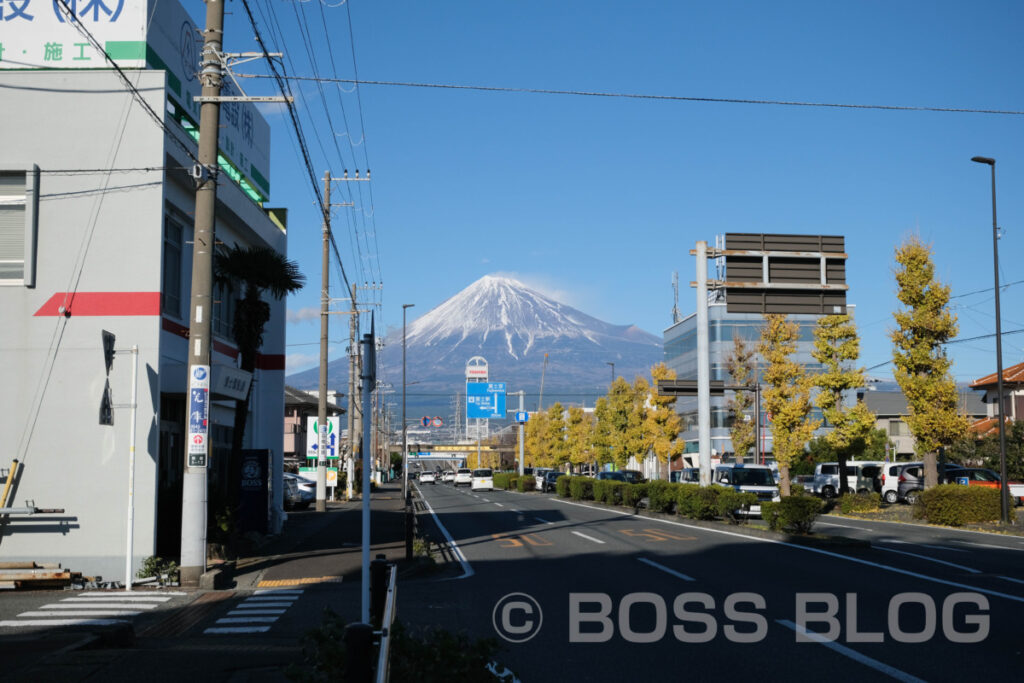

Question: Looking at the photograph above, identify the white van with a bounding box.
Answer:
[713,464,780,515]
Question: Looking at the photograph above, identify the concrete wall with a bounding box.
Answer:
[0,70,167,580]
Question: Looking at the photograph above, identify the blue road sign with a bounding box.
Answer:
[467,381,507,419]
[516,411,529,423]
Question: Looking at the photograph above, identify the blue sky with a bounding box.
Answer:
[216,1,1024,384]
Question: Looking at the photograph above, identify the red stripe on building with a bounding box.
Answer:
[34,292,161,317]
[257,354,285,371]
[162,317,281,368]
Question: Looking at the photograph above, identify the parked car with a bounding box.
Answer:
[898,464,969,504]
[541,470,566,493]
[283,472,315,510]
[454,468,473,487]
[595,471,627,482]
[712,464,780,516]
[807,461,885,498]
[471,468,494,492]
[419,472,436,484]
[671,468,700,484]
[880,462,921,504]
[533,467,554,490]
[618,469,646,485]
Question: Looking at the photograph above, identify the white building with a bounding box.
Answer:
[0,0,289,581]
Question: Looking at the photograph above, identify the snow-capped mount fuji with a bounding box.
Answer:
[406,275,658,362]
[286,275,664,419]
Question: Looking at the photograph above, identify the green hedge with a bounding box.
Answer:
[493,473,513,490]
[556,475,571,497]
[761,496,823,534]
[623,483,648,508]
[838,492,882,514]
[715,490,758,524]
[647,481,678,513]
[915,485,1010,526]
[517,476,536,492]
[568,476,595,501]
[676,484,722,520]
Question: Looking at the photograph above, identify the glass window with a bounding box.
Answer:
[162,216,183,318]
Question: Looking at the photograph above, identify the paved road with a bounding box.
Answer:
[408,482,1024,681]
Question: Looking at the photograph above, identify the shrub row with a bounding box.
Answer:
[493,473,513,490]
[838,492,882,514]
[554,476,821,530]
[915,485,1012,526]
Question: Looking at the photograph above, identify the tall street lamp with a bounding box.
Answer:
[971,155,1010,523]
[402,303,415,503]
[606,361,615,387]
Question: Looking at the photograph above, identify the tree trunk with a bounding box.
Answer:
[838,452,850,496]
[780,463,791,497]
[923,451,938,489]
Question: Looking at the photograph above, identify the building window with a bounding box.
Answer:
[0,167,39,286]
[213,278,236,339]
[162,215,183,318]
[888,419,908,437]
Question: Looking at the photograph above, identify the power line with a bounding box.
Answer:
[865,327,1024,371]
[233,75,1024,116]
[41,166,186,175]
[950,278,1024,299]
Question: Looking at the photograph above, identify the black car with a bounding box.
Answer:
[618,469,646,485]
[541,470,566,492]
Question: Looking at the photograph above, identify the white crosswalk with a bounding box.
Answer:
[0,591,184,628]
[203,589,304,634]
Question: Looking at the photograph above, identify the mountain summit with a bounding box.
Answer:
[406,275,659,362]
[287,275,664,421]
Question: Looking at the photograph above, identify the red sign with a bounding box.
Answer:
[431,417,443,427]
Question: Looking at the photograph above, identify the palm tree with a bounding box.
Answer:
[215,244,305,511]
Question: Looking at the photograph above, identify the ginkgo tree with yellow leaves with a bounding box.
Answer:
[891,236,969,488]
[760,314,820,497]
[812,313,877,496]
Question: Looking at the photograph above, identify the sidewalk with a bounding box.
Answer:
[6,484,412,683]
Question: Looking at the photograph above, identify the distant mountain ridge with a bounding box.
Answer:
[287,275,665,423]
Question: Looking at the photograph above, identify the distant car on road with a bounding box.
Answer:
[541,470,565,493]
[442,471,456,484]
[880,462,920,504]
[471,468,494,492]
[420,472,436,484]
[283,472,315,510]
[455,468,473,487]
[713,464,779,516]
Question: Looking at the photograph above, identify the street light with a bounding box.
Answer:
[606,361,615,387]
[402,303,415,503]
[971,155,1010,523]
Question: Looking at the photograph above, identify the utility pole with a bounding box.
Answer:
[178,0,226,587]
[348,283,360,501]
[316,171,331,512]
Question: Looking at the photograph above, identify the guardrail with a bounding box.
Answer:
[374,562,398,683]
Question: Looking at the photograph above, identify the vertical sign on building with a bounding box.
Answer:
[187,365,210,467]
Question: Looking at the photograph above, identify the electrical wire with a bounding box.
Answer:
[232,75,1024,116]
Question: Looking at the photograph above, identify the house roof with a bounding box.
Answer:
[285,385,344,413]
[862,390,985,418]
[970,360,1024,389]
[969,415,1013,438]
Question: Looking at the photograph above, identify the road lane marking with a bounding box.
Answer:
[204,626,271,634]
[875,545,980,573]
[482,498,491,503]
[256,576,340,587]
[216,617,279,624]
[67,595,174,601]
[571,531,605,544]
[534,517,554,525]
[234,602,294,608]
[0,619,129,627]
[885,540,969,553]
[41,603,158,610]
[776,620,925,683]
[18,610,142,617]
[998,575,1024,585]
[255,589,304,595]
[551,496,1024,604]
[491,532,553,548]
[637,557,695,581]
[958,541,1024,552]
[227,610,287,616]
[415,483,475,580]
[620,528,698,542]
[494,503,504,507]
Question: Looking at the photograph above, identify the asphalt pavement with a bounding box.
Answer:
[408,482,1024,682]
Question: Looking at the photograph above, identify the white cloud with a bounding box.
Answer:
[286,353,318,373]
[288,307,320,324]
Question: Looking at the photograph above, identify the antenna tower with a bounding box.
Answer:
[672,272,682,324]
